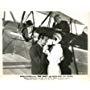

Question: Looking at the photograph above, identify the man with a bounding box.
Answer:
[31,28,40,45]
[22,20,33,42]
[53,14,70,33]
[53,14,62,28]
[29,32,49,75]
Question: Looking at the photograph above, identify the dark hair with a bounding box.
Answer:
[38,33,47,40]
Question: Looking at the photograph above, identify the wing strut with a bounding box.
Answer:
[70,19,79,74]
[39,11,52,27]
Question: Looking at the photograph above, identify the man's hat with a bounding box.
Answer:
[26,20,33,27]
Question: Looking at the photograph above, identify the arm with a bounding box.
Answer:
[43,45,50,56]
[30,46,48,65]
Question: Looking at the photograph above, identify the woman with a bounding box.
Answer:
[43,32,63,75]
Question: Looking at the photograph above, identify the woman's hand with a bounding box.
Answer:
[43,45,50,55]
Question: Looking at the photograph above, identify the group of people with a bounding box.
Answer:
[30,29,64,75]
[21,14,75,75]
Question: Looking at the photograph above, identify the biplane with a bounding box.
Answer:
[2,11,88,75]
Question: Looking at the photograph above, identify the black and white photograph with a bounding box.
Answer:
[2,11,88,76]
[0,0,90,90]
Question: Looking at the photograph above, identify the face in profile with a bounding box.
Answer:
[46,39,53,45]
[33,32,39,42]
[54,15,61,23]
[41,36,48,46]
[27,25,33,34]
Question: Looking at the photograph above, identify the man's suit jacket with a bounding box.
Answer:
[29,43,49,75]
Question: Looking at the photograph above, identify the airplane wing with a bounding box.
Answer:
[37,11,84,25]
